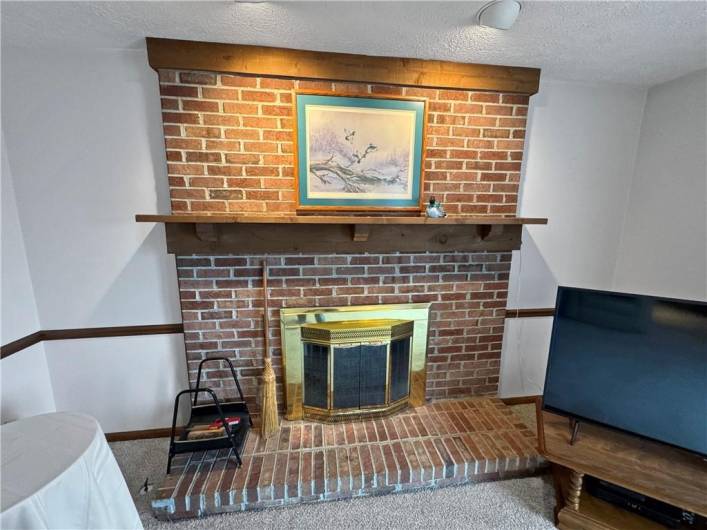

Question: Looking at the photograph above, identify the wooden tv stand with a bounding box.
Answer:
[538,409,707,529]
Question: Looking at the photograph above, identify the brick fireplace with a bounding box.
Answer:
[143,38,545,519]
[159,68,529,415]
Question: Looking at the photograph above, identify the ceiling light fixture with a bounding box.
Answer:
[477,0,521,30]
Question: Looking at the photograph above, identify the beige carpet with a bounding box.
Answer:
[110,403,555,529]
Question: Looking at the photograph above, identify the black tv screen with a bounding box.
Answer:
[543,287,707,456]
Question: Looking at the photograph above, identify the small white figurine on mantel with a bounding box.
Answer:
[425,196,447,218]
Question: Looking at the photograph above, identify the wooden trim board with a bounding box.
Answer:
[41,323,184,341]
[163,221,524,254]
[0,323,184,359]
[105,426,181,443]
[500,395,541,406]
[505,308,555,318]
[0,332,44,359]
[146,37,541,95]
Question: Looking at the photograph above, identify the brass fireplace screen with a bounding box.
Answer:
[280,303,431,422]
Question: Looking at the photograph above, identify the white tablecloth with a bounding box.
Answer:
[1,412,142,530]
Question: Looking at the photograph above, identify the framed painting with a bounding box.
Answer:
[294,93,426,213]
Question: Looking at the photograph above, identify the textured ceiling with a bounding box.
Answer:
[2,1,705,87]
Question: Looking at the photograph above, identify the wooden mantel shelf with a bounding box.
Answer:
[136,214,547,254]
[135,214,547,225]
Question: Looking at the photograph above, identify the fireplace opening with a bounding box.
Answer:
[280,303,432,422]
[300,320,413,421]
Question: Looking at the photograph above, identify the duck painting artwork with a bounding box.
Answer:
[295,93,426,212]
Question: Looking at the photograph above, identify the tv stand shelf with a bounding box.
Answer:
[539,410,707,529]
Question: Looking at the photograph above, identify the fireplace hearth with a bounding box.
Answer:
[152,397,545,519]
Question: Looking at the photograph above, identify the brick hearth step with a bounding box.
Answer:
[152,397,545,519]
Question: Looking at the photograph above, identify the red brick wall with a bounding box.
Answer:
[157,68,529,410]
[177,252,511,411]
[159,70,528,216]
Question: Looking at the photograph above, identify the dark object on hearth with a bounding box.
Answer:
[425,196,446,218]
[166,357,252,474]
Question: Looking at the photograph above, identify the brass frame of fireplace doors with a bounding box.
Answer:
[280,303,432,421]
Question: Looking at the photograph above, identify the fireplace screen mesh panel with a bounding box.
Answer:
[390,338,411,402]
[332,344,360,409]
[299,319,414,422]
[303,343,328,409]
[359,344,388,407]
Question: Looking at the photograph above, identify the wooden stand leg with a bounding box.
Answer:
[566,469,584,510]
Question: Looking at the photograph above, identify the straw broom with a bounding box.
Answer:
[259,260,279,439]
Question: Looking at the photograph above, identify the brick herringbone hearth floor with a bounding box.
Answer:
[152,398,545,520]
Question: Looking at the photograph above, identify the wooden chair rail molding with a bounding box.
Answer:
[505,308,555,318]
[500,395,542,406]
[146,37,541,95]
[0,324,184,359]
[1,306,553,359]
[105,426,183,443]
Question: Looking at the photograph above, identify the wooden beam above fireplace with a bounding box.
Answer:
[136,214,547,254]
[145,37,541,95]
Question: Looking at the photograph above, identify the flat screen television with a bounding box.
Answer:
[543,287,707,456]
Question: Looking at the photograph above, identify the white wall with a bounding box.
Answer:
[501,72,707,397]
[2,47,181,328]
[613,69,707,300]
[44,335,188,433]
[1,137,56,420]
[1,344,56,422]
[499,79,647,397]
[1,138,41,342]
[1,47,188,431]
